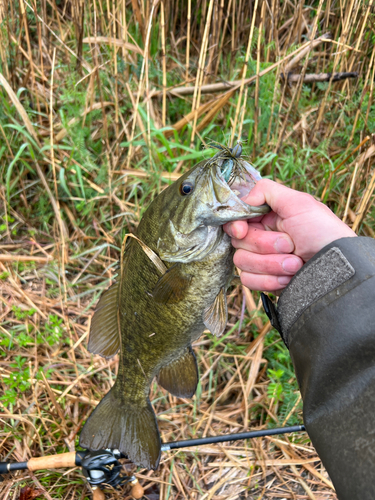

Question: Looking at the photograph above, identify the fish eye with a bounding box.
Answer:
[180,181,194,196]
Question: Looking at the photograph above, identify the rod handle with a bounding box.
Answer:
[28,452,77,471]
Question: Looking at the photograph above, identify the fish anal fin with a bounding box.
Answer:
[88,281,120,359]
[157,347,198,398]
[152,264,192,304]
[79,388,161,470]
[203,287,228,337]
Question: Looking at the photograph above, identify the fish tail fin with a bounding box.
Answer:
[79,387,161,469]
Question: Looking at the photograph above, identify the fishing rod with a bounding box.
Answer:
[0,424,305,499]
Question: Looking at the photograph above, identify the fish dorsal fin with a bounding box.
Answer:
[88,281,121,359]
[152,264,192,304]
[157,347,198,398]
[203,287,228,337]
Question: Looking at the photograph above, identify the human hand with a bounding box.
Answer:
[224,179,357,292]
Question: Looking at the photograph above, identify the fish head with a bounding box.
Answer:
[155,147,270,262]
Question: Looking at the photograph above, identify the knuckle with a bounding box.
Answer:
[300,192,316,205]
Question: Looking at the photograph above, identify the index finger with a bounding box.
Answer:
[224,216,264,239]
[231,224,295,254]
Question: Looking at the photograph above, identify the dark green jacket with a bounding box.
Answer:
[263,237,375,500]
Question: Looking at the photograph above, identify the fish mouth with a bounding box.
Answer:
[205,144,261,198]
[225,162,261,200]
[205,155,270,222]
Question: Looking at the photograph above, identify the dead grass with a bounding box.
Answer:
[0,259,334,499]
[1,0,375,498]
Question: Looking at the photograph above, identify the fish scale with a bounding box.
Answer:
[79,154,269,469]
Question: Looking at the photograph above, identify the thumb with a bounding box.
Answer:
[244,179,317,219]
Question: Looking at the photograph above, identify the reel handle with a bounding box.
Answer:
[91,478,144,499]
[92,488,106,500]
[129,477,145,499]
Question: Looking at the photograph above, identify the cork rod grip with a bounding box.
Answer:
[28,452,77,471]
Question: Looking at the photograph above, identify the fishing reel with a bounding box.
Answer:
[0,449,144,499]
[79,449,144,499]
[79,450,128,488]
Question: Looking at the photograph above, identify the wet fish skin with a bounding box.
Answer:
[79,157,269,469]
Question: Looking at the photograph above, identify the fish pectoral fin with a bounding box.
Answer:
[88,281,121,359]
[79,387,161,470]
[152,264,192,304]
[203,287,228,337]
[157,347,198,398]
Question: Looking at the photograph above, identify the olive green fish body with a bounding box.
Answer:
[118,224,234,378]
[80,154,269,469]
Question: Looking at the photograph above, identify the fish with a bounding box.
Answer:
[79,144,269,469]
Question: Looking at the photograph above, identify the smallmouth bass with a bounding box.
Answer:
[79,146,269,469]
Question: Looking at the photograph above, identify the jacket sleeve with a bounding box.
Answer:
[263,236,375,500]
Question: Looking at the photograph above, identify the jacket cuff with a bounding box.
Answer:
[262,236,375,347]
